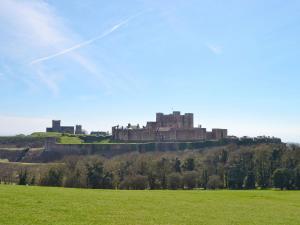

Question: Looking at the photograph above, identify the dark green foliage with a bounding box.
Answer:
[227,164,245,189]
[272,168,294,190]
[0,136,45,148]
[86,160,113,189]
[120,175,148,190]
[174,158,181,173]
[13,142,300,190]
[255,149,272,188]
[295,166,300,189]
[30,176,36,185]
[182,171,198,189]
[40,168,63,187]
[78,135,111,143]
[207,175,223,189]
[182,158,195,171]
[200,169,209,189]
[18,170,28,185]
[243,171,256,189]
[155,158,171,189]
[167,173,182,189]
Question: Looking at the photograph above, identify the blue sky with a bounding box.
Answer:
[0,0,300,142]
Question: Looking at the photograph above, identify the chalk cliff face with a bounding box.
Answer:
[112,111,227,142]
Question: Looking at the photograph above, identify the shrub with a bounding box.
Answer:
[120,175,148,190]
[167,173,182,190]
[182,171,198,189]
[40,168,63,187]
[18,170,28,185]
[207,175,223,189]
[272,168,294,190]
[243,171,256,189]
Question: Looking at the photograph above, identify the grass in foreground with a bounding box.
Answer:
[0,185,299,225]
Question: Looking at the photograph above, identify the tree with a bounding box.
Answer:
[120,175,148,190]
[295,166,300,190]
[174,158,181,173]
[243,171,256,189]
[18,170,28,185]
[227,164,245,189]
[255,149,272,188]
[183,158,195,171]
[272,168,293,190]
[207,175,223,189]
[40,167,63,187]
[167,173,182,190]
[156,158,171,189]
[63,156,86,188]
[86,159,112,189]
[200,169,209,189]
[182,171,198,189]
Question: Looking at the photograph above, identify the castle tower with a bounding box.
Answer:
[184,113,194,128]
[156,113,163,127]
[52,120,61,132]
[75,125,83,134]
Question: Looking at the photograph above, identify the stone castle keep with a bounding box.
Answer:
[46,120,84,135]
[112,111,227,142]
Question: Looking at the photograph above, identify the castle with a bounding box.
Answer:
[46,120,84,134]
[112,111,227,142]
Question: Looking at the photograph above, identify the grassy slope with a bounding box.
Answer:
[59,136,83,144]
[0,185,299,225]
[30,132,62,138]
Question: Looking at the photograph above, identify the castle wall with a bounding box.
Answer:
[212,129,228,140]
[175,128,206,141]
[113,127,207,142]
[60,126,75,134]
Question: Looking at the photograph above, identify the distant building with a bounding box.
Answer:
[75,125,84,135]
[90,131,109,136]
[112,111,227,142]
[46,120,78,134]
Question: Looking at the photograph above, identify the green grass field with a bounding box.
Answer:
[0,185,299,225]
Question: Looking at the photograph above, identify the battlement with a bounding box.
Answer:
[155,111,193,129]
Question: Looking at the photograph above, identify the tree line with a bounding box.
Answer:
[14,143,300,190]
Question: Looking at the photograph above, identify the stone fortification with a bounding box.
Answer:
[112,111,227,142]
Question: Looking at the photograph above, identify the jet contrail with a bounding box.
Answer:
[29,12,142,65]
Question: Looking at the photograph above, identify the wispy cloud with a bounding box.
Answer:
[206,43,223,55]
[29,14,138,65]
[0,0,143,95]
[34,66,60,96]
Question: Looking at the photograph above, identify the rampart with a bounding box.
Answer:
[44,136,282,158]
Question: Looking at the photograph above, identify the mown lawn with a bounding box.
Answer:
[0,185,299,225]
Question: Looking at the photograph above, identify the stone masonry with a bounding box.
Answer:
[112,111,227,142]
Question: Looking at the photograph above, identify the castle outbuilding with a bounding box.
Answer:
[46,120,83,134]
[112,111,227,142]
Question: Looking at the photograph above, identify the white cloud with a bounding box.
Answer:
[0,115,51,135]
[206,43,223,55]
